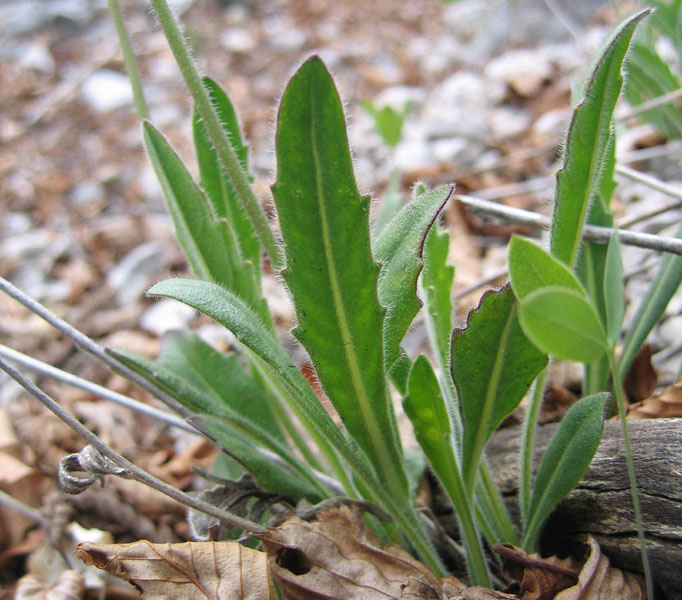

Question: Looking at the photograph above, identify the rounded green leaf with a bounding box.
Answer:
[518,286,608,362]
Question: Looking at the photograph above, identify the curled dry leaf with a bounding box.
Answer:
[259,503,464,600]
[627,373,682,419]
[497,535,646,600]
[555,535,646,599]
[75,540,275,599]
[623,344,658,403]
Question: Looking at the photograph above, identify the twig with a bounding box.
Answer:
[0,344,194,434]
[616,164,682,202]
[0,277,191,420]
[456,194,682,254]
[0,488,49,527]
[617,87,682,122]
[454,269,508,300]
[619,140,682,164]
[475,177,552,201]
[0,356,266,534]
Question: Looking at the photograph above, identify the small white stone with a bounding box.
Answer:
[220,28,257,53]
[107,242,165,306]
[485,48,553,97]
[140,299,196,337]
[489,106,531,139]
[80,69,133,113]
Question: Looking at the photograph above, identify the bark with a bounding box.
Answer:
[486,418,682,600]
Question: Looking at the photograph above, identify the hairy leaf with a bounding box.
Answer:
[522,394,607,551]
[374,185,452,369]
[271,56,407,499]
[193,77,261,274]
[517,287,608,363]
[550,10,648,267]
[143,122,268,322]
[452,285,548,491]
[603,233,624,346]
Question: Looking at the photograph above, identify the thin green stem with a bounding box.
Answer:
[148,0,282,270]
[608,349,654,599]
[107,0,149,120]
[478,462,518,545]
[520,365,549,527]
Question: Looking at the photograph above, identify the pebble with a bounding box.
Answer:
[485,49,554,97]
[220,28,257,53]
[80,69,133,113]
[106,242,166,306]
[140,299,197,337]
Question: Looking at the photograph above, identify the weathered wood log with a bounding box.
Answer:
[486,418,682,599]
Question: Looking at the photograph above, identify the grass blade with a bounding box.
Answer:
[272,56,408,501]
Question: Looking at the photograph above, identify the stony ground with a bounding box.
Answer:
[0,0,680,596]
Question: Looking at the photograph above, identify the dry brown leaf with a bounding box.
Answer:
[554,535,646,599]
[76,540,275,599]
[14,569,84,600]
[627,374,682,419]
[624,344,658,403]
[497,543,580,599]
[259,503,464,600]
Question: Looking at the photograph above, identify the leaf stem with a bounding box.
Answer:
[607,349,654,599]
[148,0,282,270]
[106,0,149,120]
[520,365,549,526]
[0,356,266,535]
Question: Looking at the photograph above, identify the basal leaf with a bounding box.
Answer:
[271,56,408,500]
[508,236,584,300]
[191,417,323,500]
[110,345,325,498]
[193,77,261,273]
[143,122,268,323]
[550,10,648,267]
[603,233,624,346]
[518,287,608,363]
[452,285,548,492]
[155,331,286,443]
[374,185,452,369]
[522,393,607,551]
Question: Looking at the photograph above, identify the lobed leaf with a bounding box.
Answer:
[452,285,548,492]
[271,56,407,499]
[522,393,607,551]
[517,287,608,363]
[374,185,452,369]
[550,10,648,268]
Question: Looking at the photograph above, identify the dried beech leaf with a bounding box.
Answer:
[623,344,658,403]
[75,540,275,599]
[260,504,464,600]
[628,373,682,419]
[497,543,580,599]
[15,570,84,600]
[446,587,518,599]
[555,535,646,599]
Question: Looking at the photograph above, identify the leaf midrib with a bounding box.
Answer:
[307,80,395,483]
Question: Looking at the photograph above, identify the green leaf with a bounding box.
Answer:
[146,278,441,570]
[522,393,607,551]
[421,220,455,372]
[603,233,624,346]
[625,43,682,139]
[361,100,410,148]
[271,56,408,500]
[193,77,261,273]
[550,10,648,267]
[518,287,608,362]
[374,185,452,369]
[372,170,404,238]
[155,331,286,442]
[110,344,326,499]
[143,122,268,322]
[191,416,323,500]
[388,351,412,396]
[452,285,548,492]
[508,236,584,300]
[620,220,682,375]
